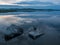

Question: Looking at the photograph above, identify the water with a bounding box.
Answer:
[0,11,60,45]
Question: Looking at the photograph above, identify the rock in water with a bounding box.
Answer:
[4,24,23,41]
[28,26,44,40]
[29,31,44,40]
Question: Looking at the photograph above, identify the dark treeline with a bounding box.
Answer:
[0,8,60,13]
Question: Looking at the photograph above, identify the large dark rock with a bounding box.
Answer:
[4,24,23,41]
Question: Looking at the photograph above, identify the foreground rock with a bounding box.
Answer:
[4,24,23,41]
[28,26,44,40]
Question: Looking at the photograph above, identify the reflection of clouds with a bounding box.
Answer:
[0,15,60,42]
[0,15,20,25]
[18,14,51,16]
[44,16,60,23]
[0,15,60,29]
[0,15,60,31]
[16,4,50,6]
[0,15,35,25]
[0,15,36,34]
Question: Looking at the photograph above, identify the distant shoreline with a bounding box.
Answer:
[0,8,60,13]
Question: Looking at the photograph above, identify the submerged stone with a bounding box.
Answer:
[29,31,44,40]
[28,26,44,40]
[4,24,23,41]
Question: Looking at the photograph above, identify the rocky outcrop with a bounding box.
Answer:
[4,24,23,41]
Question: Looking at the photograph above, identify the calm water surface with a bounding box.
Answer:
[0,11,60,45]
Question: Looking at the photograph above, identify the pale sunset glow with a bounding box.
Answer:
[0,15,20,24]
[0,0,21,4]
[0,2,9,4]
[0,15,14,18]
[0,0,60,5]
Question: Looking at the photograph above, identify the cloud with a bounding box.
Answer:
[0,0,60,5]
[0,0,33,4]
[0,0,21,4]
[39,0,60,5]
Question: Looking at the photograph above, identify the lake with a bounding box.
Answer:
[0,11,60,45]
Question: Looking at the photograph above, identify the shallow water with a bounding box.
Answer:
[0,11,60,45]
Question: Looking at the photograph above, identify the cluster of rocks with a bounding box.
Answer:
[4,24,44,41]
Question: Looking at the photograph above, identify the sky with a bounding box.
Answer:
[0,0,60,5]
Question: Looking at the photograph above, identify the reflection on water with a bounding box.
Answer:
[0,11,60,45]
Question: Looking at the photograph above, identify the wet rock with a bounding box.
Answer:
[4,24,23,41]
[29,31,44,40]
[28,26,44,40]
